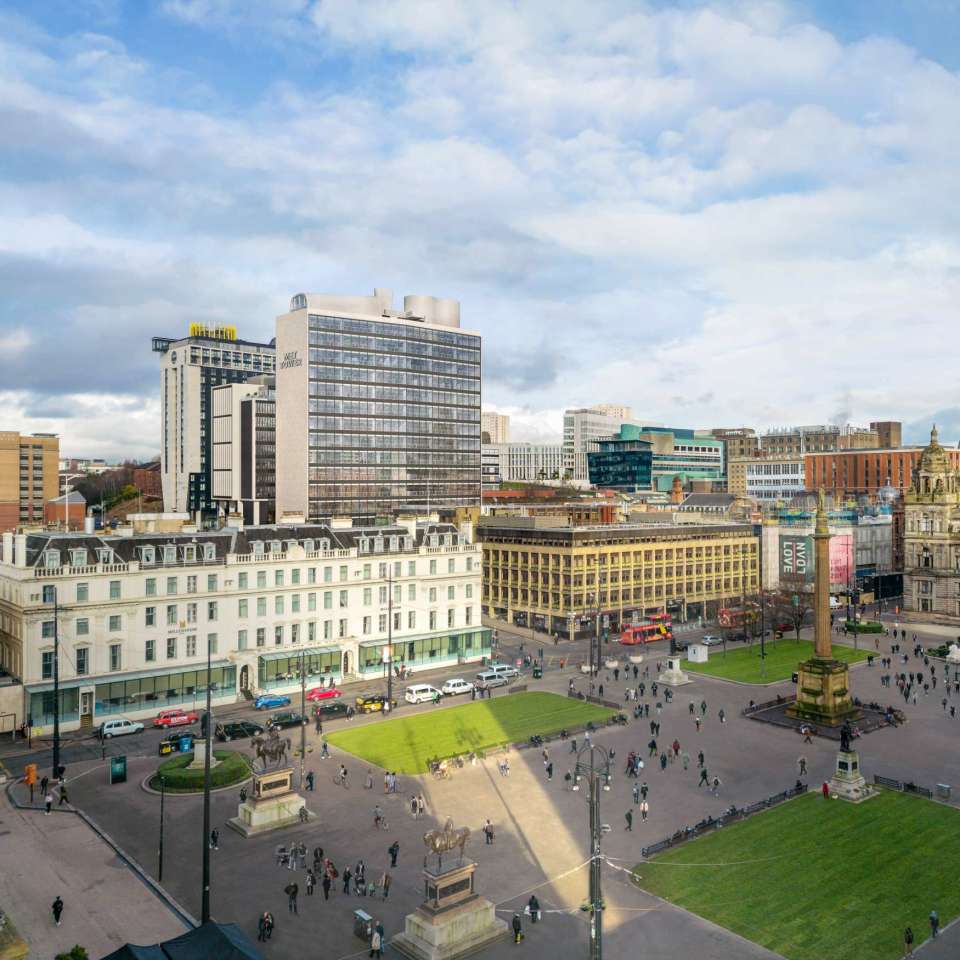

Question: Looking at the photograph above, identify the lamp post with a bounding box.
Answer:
[299,649,307,789]
[385,572,393,713]
[200,635,213,923]
[158,774,166,882]
[575,743,610,960]
[46,585,62,780]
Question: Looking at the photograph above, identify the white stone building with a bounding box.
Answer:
[0,518,489,734]
[745,457,806,502]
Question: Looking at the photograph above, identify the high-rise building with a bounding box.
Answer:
[870,421,903,449]
[211,377,276,524]
[760,424,878,457]
[562,406,636,482]
[275,289,481,521]
[152,324,276,518]
[0,432,60,531]
[481,411,510,444]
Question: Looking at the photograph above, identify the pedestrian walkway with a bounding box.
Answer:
[0,787,188,958]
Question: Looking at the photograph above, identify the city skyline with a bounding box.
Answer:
[2,1,959,458]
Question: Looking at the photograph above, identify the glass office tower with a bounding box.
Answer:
[276,290,481,521]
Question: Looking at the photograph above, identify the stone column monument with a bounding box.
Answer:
[787,490,859,727]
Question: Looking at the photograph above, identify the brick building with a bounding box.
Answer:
[804,447,960,499]
[133,462,162,499]
[0,432,60,531]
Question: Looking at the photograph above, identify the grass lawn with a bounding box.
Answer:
[683,639,870,683]
[326,691,614,774]
[635,790,960,960]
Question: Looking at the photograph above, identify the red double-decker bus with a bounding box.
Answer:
[620,616,673,645]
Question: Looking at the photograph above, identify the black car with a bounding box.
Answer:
[315,700,350,719]
[267,712,309,731]
[215,720,264,742]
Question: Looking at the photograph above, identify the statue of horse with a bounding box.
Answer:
[423,817,471,869]
[252,731,291,769]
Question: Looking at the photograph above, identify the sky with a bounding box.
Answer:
[2,0,959,459]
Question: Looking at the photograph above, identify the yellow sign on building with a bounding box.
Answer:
[189,323,237,341]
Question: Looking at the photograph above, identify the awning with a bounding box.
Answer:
[359,626,490,649]
[26,659,235,693]
[258,646,340,662]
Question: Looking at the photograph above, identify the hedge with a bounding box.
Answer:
[151,750,252,793]
[844,620,883,634]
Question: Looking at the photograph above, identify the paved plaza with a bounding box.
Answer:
[5,617,960,959]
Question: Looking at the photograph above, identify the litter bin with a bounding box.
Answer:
[936,783,951,800]
[353,909,373,941]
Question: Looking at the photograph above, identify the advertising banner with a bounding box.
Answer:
[829,534,853,587]
[780,535,812,583]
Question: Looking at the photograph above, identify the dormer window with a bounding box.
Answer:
[43,549,61,569]
[162,545,176,564]
[140,546,155,565]
[97,548,114,565]
[270,540,281,555]
[70,549,88,567]
[285,539,297,553]
[429,534,439,547]
[203,543,216,561]
[389,536,398,551]
[374,537,384,553]
[358,538,369,553]
[253,541,265,557]
[404,536,414,551]
[303,539,315,554]
[182,544,196,563]
[319,538,330,552]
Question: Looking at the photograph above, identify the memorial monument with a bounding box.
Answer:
[827,719,874,803]
[787,489,859,727]
[392,818,508,960]
[226,729,312,837]
[658,656,692,686]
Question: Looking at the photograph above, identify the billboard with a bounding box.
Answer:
[829,534,853,587]
[780,535,812,584]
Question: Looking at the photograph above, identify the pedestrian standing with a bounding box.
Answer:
[306,870,316,896]
[512,913,523,944]
[930,909,939,939]
[389,840,400,867]
[484,819,494,844]
[44,791,53,815]
[315,712,322,734]
[640,800,648,822]
[528,894,540,923]
[697,750,704,768]
[52,896,64,927]
[285,882,299,914]
[369,926,383,958]
[904,926,914,956]
[306,770,315,791]
[546,762,553,781]
[695,716,702,732]
[640,781,649,801]
[58,783,69,806]
[711,776,721,796]
[798,756,807,775]
[257,912,269,941]
[718,708,726,724]
[822,781,830,800]
[382,873,392,899]
[341,867,351,895]
[632,783,640,805]
[625,810,633,831]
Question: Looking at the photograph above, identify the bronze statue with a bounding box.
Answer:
[423,817,470,869]
[840,720,852,753]
[252,728,291,769]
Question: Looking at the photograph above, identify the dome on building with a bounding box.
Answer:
[919,424,950,475]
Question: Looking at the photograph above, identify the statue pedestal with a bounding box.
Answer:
[225,766,314,838]
[787,658,859,726]
[946,643,960,665]
[828,750,875,803]
[658,656,692,687]
[187,738,221,770]
[392,862,508,960]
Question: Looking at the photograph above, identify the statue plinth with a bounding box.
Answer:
[658,656,692,687]
[828,750,875,803]
[787,658,860,727]
[225,766,314,838]
[392,862,509,960]
[187,738,221,770]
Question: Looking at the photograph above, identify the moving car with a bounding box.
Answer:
[215,720,264,742]
[158,731,195,755]
[314,701,350,720]
[267,712,309,730]
[474,669,509,688]
[355,693,397,714]
[405,684,443,704]
[254,693,292,710]
[152,708,199,728]
[100,717,144,739]
[306,686,343,703]
[441,678,474,696]
[700,635,722,646]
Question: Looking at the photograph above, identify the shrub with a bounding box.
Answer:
[844,620,883,634]
[151,750,252,793]
[56,948,88,960]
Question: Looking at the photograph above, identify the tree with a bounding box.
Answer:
[56,947,88,960]
[774,590,812,642]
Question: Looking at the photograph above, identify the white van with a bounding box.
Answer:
[829,596,841,609]
[100,717,145,739]
[405,684,442,705]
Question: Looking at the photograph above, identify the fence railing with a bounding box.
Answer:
[640,783,808,858]
[742,694,798,715]
[873,774,935,799]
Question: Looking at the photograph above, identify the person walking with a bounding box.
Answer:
[625,809,633,831]
[659,752,667,772]
[640,799,649,822]
[382,872,392,899]
[306,770,315,791]
[718,708,726,724]
[257,912,270,942]
[640,781,649,801]
[632,783,640,805]
[903,925,914,956]
[681,750,690,771]
[209,827,219,850]
[52,896,64,927]
[697,750,705,769]
[369,925,383,958]
[711,775,721,796]
[546,762,553,781]
[698,768,709,788]
[821,781,830,800]
[528,895,540,923]
[306,869,316,896]
[44,791,53,815]
[694,715,702,732]
[389,840,400,867]
[512,913,523,944]
[285,881,299,914]
[484,819,494,844]
[930,909,939,939]
[798,756,807,775]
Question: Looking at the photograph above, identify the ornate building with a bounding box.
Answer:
[903,426,960,619]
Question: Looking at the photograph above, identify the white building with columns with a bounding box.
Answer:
[0,517,489,734]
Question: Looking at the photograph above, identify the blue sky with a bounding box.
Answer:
[2,0,959,458]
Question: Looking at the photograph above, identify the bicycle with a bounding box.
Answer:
[333,771,350,788]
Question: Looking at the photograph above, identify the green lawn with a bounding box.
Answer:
[636,790,960,960]
[683,639,870,683]
[326,692,613,774]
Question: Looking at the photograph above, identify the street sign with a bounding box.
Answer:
[109,755,127,785]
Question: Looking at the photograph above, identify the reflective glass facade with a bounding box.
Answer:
[307,314,481,518]
[358,627,492,674]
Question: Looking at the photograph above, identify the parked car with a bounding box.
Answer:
[267,712,309,730]
[158,731,195,755]
[306,686,343,703]
[152,708,199,728]
[355,693,397,714]
[215,720,264,742]
[254,693,292,710]
[314,701,350,720]
[441,678,474,696]
[700,635,722,646]
[474,669,509,688]
[404,684,443,704]
[100,717,144,739]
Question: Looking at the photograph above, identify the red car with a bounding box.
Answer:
[153,709,199,728]
[305,686,342,703]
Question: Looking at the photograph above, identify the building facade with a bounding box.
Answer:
[745,457,806,502]
[211,378,276,524]
[481,412,510,445]
[492,443,565,483]
[587,430,653,490]
[562,406,636,482]
[710,427,759,461]
[0,432,60,532]
[0,518,488,733]
[480,518,759,635]
[760,424,878,457]
[43,492,86,531]
[133,463,162,499]
[803,447,953,499]
[903,427,960,620]
[153,325,276,519]
[870,421,902,449]
[275,289,481,522]
[481,445,502,490]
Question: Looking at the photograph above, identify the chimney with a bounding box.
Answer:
[2,532,12,564]
[14,534,27,567]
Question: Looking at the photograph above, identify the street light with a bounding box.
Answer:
[575,743,610,960]
[158,774,166,882]
[200,635,213,923]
